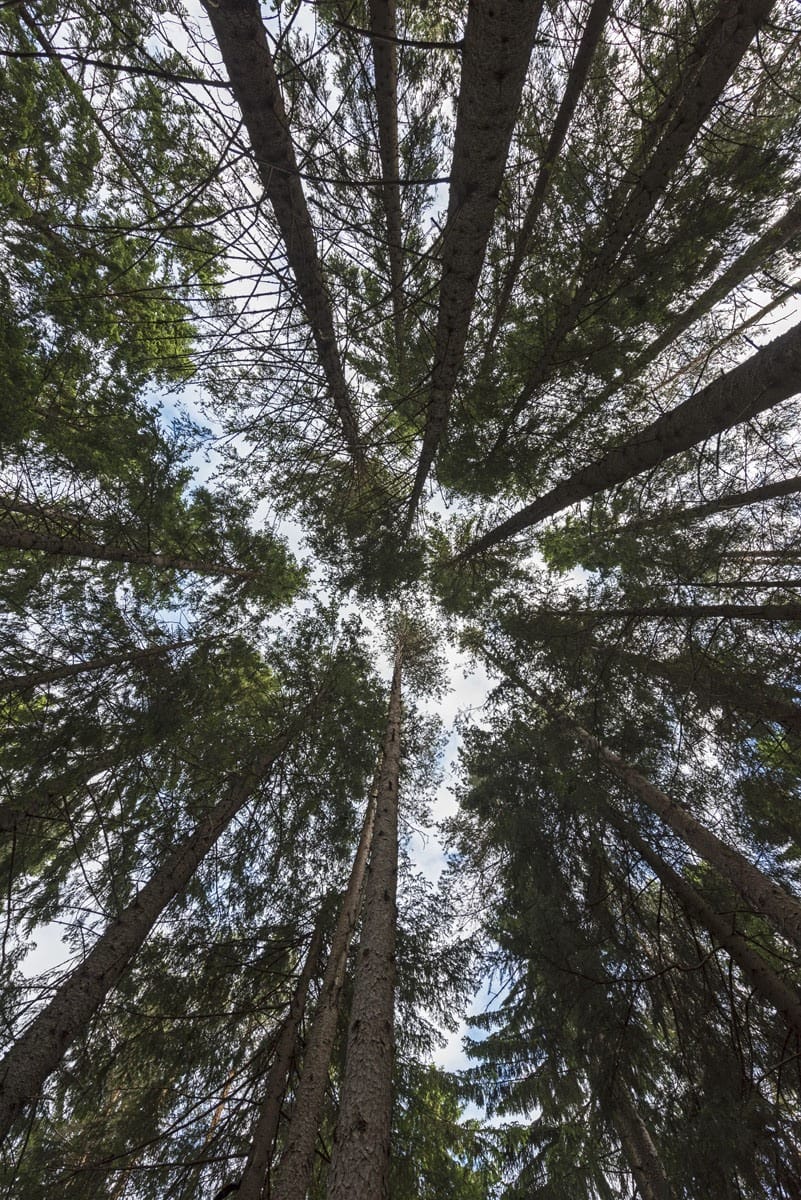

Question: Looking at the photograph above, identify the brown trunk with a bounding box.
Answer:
[490,0,777,453]
[462,319,801,558]
[236,921,326,1200]
[272,782,379,1200]
[369,0,405,369]
[406,0,543,527]
[326,649,403,1200]
[203,0,363,466]
[610,811,801,1038]
[0,523,256,578]
[482,0,613,361]
[0,640,193,696]
[0,734,290,1139]
[612,1087,672,1200]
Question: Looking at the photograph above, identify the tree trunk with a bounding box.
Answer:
[236,920,325,1200]
[369,0,405,370]
[271,780,379,1200]
[489,0,777,453]
[576,602,801,622]
[203,0,363,467]
[462,319,801,558]
[406,0,543,528]
[616,472,801,536]
[0,640,193,696]
[0,734,290,1139]
[326,648,403,1200]
[481,0,613,361]
[0,748,126,833]
[610,811,801,1038]
[611,1086,672,1200]
[0,523,256,578]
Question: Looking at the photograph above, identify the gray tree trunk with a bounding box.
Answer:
[326,648,403,1200]
[611,811,801,1038]
[203,0,363,466]
[406,0,543,527]
[236,920,325,1200]
[0,523,255,578]
[463,319,801,557]
[614,472,801,536]
[578,602,801,622]
[0,734,290,1139]
[271,780,378,1200]
[612,1086,672,1200]
[0,640,193,696]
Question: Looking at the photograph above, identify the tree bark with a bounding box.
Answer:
[611,1086,672,1200]
[369,0,405,370]
[0,523,256,578]
[462,319,801,558]
[203,0,363,466]
[406,0,543,528]
[236,920,325,1200]
[326,648,403,1200]
[0,734,290,1139]
[0,640,193,696]
[481,0,613,362]
[271,780,378,1200]
[490,0,777,452]
[575,603,801,622]
[610,811,801,1038]
[616,472,801,536]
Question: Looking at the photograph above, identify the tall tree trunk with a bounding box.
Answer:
[406,0,543,528]
[489,0,777,454]
[572,602,801,622]
[0,640,193,696]
[0,733,291,1139]
[0,523,256,579]
[489,653,801,952]
[611,1086,672,1200]
[203,0,363,467]
[462,319,801,558]
[236,920,326,1200]
[369,0,405,371]
[610,811,801,1038]
[614,472,801,536]
[326,648,403,1200]
[271,780,379,1200]
[481,0,613,363]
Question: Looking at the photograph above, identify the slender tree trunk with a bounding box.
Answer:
[481,0,613,362]
[462,319,801,558]
[0,523,256,578]
[271,781,379,1200]
[0,748,126,833]
[727,549,801,562]
[610,811,801,1038]
[611,1086,672,1200]
[406,0,543,528]
[616,473,801,536]
[488,0,777,455]
[369,0,404,370]
[0,734,290,1139]
[236,920,325,1200]
[574,602,801,622]
[203,0,363,467]
[326,648,403,1200]
[0,640,193,696]
[489,653,801,952]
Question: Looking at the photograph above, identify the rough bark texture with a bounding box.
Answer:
[369,0,405,368]
[482,0,613,360]
[464,318,801,557]
[611,811,801,1038]
[0,524,256,578]
[570,720,801,952]
[236,921,325,1200]
[406,0,543,526]
[0,640,192,696]
[612,1087,672,1200]
[493,0,777,445]
[272,783,378,1200]
[0,735,289,1139]
[326,650,403,1200]
[203,0,363,465]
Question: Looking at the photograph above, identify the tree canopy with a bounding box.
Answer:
[2,1,801,1197]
